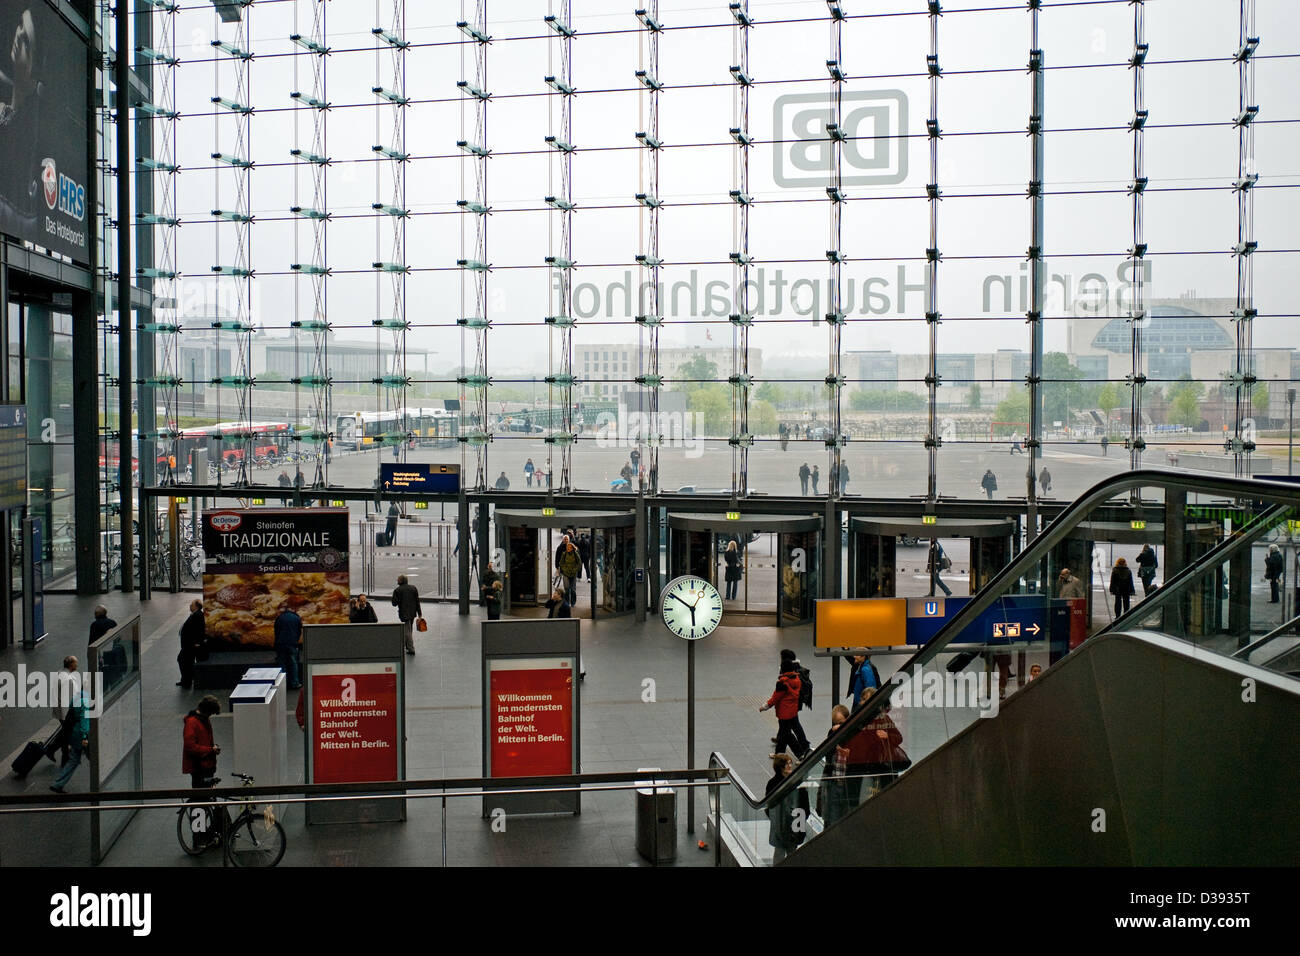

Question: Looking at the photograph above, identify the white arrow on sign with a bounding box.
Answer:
[1026,623,1041,636]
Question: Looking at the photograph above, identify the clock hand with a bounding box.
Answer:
[670,593,692,610]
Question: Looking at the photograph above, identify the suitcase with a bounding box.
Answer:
[376,532,389,548]
[12,741,48,777]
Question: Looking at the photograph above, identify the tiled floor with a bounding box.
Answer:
[1,588,838,866]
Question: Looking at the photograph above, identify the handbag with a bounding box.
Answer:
[415,617,428,632]
[886,742,912,774]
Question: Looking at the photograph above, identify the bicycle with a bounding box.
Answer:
[177,772,287,867]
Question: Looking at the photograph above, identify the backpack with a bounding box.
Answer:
[797,666,813,710]
[558,549,581,578]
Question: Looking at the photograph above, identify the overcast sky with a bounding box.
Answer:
[148,0,1298,375]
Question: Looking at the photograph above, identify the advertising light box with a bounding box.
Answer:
[201,508,350,648]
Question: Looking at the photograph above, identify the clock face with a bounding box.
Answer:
[660,576,724,641]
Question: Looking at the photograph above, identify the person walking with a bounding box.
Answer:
[273,603,303,689]
[278,470,291,505]
[182,695,222,789]
[385,502,399,547]
[839,461,850,495]
[47,656,82,767]
[1135,544,1158,595]
[1039,467,1052,496]
[524,458,535,487]
[764,754,810,864]
[981,468,998,500]
[48,675,90,794]
[758,649,811,759]
[848,652,880,712]
[556,535,582,605]
[1100,435,1110,456]
[349,593,378,623]
[798,462,810,495]
[629,447,641,475]
[1010,434,1023,455]
[391,574,422,655]
[723,539,742,600]
[481,563,503,620]
[88,605,117,644]
[177,599,205,689]
[1109,557,1135,617]
[1265,544,1285,603]
[811,465,821,495]
[494,471,510,491]
[578,532,592,581]
[927,541,953,596]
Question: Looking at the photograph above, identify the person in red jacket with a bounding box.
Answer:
[758,649,811,759]
[182,695,222,789]
[842,691,906,803]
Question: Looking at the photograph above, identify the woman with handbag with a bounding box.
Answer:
[723,539,742,601]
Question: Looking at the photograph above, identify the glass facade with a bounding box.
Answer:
[2,0,1297,591]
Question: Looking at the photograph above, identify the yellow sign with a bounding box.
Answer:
[815,599,906,649]
[414,500,428,510]
[175,497,189,504]
[329,499,346,508]
[1131,519,1146,530]
[542,507,556,517]
[922,514,937,525]
[725,511,741,520]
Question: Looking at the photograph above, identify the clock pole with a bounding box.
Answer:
[687,637,695,834]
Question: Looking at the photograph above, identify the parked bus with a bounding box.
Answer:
[336,408,458,450]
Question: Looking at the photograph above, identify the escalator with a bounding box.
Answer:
[708,470,1300,866]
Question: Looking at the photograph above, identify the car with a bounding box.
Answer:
[493,419,545,434]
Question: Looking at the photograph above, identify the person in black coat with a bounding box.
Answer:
[723,539,742,600]
[385,503,399,547]
[1135,544,1158,595]
[349,593,378,623]
[544,587,571,618]
[1109,557,1135,616]
[177,600,205,689]
[764,754,810,864]
[89,605,117,645]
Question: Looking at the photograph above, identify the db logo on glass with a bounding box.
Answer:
[772,90,908,187]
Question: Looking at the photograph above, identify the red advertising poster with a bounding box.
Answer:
[489,658,575,777]
[310,663,401,784]
[1067,597,1088,649]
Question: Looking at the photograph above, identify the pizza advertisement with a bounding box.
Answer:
[201,509,351,648]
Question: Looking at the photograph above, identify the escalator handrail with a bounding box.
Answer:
[1232,614,1300,659]
[709,468,1300,813]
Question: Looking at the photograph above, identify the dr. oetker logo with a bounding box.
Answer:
[209,513,242,532]
[41,158,58,210]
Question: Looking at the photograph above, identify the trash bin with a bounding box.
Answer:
[635,768,677,863]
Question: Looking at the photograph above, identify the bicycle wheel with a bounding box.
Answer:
[177,803,216,856]
[224,811,286,867]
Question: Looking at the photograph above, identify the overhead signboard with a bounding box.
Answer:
[814,598,906,648]
[201,508,350,648]
[0,1,90,262]
[379,461,460,494]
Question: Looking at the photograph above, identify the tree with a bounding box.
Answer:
[993,388,1031,428]
[688,385,730,437]
[749,399,778,436]
[1097,383,1123,419]
[968,383,982,410]
[1040,352,1099,427]
[676,355,718,392]
[1253,382,1271,421]
[1167,376,1204,429]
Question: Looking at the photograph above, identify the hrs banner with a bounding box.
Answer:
[0,1,89,262]
[201,509,351,649]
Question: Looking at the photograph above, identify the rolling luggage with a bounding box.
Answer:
[12,740,51,777]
